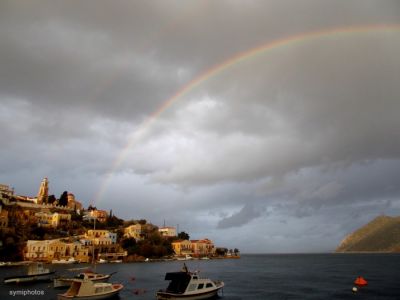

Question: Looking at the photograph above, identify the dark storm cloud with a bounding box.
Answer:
[217,203,265,229]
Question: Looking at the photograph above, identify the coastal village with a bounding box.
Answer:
[0,178,239,264]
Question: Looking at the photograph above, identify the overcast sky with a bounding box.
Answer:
[1,0,400,253]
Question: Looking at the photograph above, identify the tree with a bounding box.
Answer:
[87,205,97,211]
[59,191,68,206]
[177,231,190,240]
[215,248,228,256]
[106,215,124,228]
[121,237,137,255]
[47,195,56,204]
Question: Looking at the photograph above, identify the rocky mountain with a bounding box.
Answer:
[336,215,400,253]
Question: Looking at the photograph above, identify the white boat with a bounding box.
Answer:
[4,262,55,284]
[176,254,193,261]
[54,270,115,288]
[98,259,107,264]
[156,264,224,300]
[57,279,123,300]
[52,257,79,264]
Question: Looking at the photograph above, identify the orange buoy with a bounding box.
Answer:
[354,276,368,286]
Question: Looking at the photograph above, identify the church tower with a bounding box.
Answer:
[37,177,49,204]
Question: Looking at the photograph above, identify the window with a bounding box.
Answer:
[206,283,213,288]
[198,284,204,289]
[187,284,196,292]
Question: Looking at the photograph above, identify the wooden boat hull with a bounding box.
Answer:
[54,275,110,288]
[156,287,222,300]
[57,282,123,300]
[57,289,120,300]
[4,271,55,284]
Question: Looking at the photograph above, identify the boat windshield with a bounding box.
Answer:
[165,272,191,294]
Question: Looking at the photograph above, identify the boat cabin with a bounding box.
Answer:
[163,271,221,294]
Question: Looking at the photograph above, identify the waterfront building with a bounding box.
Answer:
[171,239,193,256]
[191,239,215,257]
[171,239,215,257]
[65,241,90,263]
[25,239,90,263]
[158,226,177,238]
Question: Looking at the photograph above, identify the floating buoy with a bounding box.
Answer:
[354,276,368,286]
[352,286,358,293]
[132,288,146,295]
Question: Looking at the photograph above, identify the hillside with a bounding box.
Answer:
[336,215,400,253]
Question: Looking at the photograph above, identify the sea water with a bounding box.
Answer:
[1,254,399,299]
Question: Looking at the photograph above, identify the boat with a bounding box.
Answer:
[54,270,116,288]
[156,264,224,300]
[52,257,79,264]
[4,262,55,284]
[176,254,193,261]
[57,279,123,300]
[98,258,107,264]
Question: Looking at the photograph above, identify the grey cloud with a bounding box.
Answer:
[217,203,264,229]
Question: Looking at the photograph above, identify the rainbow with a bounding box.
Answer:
[94,24,400,205]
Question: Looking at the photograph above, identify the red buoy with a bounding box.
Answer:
[354,276,368,286]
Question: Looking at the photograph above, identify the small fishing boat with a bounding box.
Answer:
[52,257,79,264]
[176,254,193,261]
[54,270,116,288]
[57,279,123,300]
[156,264,224,300]
[4,262,55,284]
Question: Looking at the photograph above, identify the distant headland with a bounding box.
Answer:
[336,215,400,253]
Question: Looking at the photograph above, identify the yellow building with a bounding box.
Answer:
[171,240,193,256]
[25,239,90,262]
[35,212,71,228]
[124,224,144,241]
[171,239,215,257]
[65,241,90,263]
[191,239,215,257]
[25,240,66,261]
[86,230,117,245]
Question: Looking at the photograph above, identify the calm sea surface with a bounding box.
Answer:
[1,254,399,300]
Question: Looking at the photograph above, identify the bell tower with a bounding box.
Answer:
[37,177,49,204]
